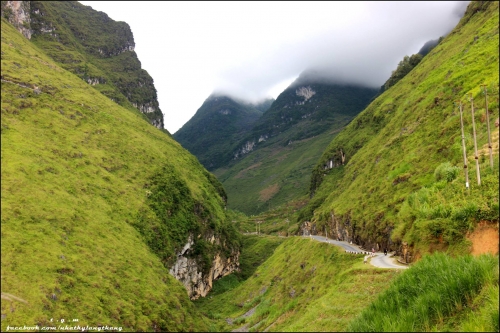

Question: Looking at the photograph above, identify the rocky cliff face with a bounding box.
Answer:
[299,212,396,257]
[169,234,240,300]
[2,1,165,130]
[1,1,32,39]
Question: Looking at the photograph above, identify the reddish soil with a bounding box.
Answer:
[259,183,280,202]
[468,221,499,256]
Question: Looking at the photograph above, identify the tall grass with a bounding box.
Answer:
[348,253,498,332]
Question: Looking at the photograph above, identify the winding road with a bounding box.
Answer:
[307,235,408,269]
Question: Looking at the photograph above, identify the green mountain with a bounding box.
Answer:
[234,72,378,158]
[304,0,499,259]
[214,76,378,214]
[173,95,272,170]
[1,1,166,129]
[1,3,240,331]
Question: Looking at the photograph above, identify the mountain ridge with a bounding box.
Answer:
[174,94,273,170]
[213,80,377,214]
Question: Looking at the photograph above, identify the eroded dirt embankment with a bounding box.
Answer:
[468,221,499,256]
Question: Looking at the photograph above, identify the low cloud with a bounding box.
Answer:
[214,1,469,102]
[79,1,469,133]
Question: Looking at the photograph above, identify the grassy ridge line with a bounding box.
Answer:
[305,1,499,253]
[1,18,231,331]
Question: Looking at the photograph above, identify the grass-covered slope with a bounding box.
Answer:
[26,1,165,128]
[173,95,267,170]
[1,18,237,331]
[195,237,400,332]
[197,237,498,332]
[305,1,499,255]
[215,130,334,215]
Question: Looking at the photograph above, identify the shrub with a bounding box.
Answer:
[434,162,460,182]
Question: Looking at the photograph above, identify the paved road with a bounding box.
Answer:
[306,235,408,269]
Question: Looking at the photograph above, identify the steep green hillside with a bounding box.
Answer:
[305,1,499,257]
[1,1,165,129]
[174,95,271,170]
[215,131,332,215]
[1,16,238,331]
[214,79,377,215]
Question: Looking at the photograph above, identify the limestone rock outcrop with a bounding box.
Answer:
[1,1,32,39]
[169,235,240,300]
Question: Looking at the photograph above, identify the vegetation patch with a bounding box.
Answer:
[259,183,280,202]
[0,16,237,331]
[348,253,499,332]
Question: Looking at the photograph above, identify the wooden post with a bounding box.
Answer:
[470,94,481,185]
[481,85,493,168]
[458,101,470,189]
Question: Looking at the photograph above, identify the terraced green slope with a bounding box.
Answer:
[1,17,238,331]
[305,1,499,257]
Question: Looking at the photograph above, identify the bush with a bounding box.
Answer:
[434,162,460,182]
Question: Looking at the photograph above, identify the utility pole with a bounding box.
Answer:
[481,85,494,168]
[470,94,481,185]
[459,101,470,189]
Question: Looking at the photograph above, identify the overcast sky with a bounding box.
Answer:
[79,1,469,134]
